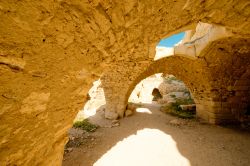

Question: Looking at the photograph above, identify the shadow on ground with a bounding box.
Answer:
[63,103,250,166]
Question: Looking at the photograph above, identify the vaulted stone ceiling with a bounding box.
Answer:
[0,0,249,165]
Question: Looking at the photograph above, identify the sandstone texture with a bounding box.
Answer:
[0,0,250,165]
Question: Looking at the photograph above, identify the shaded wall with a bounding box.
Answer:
[0,0,249,165]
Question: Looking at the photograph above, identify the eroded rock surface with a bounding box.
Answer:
[0,0,250,165]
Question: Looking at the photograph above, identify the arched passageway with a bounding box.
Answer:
[0,1,250,165]
[102,36,250,124]
[127,73,196,118]
[102,55,208,120]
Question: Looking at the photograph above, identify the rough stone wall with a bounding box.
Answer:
[102,37,250,123]
[0,0,250,165]
[230,68,250,122]
[194,38,250,123]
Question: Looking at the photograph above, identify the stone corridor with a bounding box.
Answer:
[0,0,250,165]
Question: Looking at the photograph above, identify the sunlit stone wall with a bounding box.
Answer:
[0,0,249,165]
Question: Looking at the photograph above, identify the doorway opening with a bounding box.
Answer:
[127,73,196,119]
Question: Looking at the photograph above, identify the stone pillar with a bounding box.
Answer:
[103,88,128,119]
[101,61,151,119]
[196,100,236,124]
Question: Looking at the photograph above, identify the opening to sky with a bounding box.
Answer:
[158,32,185,47]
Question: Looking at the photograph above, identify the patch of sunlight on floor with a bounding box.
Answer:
[136,108,152,114]
[94,128,190,166]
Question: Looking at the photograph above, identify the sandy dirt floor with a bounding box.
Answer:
[63,104,250,166]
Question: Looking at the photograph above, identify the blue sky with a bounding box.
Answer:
[158,32,185,47]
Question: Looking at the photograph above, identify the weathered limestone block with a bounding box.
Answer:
[174,22,232,59]
[0,0,249,165]
[125,109,134,117]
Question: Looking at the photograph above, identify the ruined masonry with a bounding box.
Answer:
[0,0,250,165]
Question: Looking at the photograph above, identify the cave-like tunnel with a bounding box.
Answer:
[0,0,250,165]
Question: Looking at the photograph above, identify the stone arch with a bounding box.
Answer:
[101,54,214,120]
[124,56,204,107]
[102,36,250,124]
[123,56,214,121]
[0,0,250,165]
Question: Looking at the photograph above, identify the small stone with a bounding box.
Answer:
[127,103,137,112]
[111,120,120,127]
[66,148,73,152]
[105,111,119,120]
[111,123,120,127]
[111,120,119,123]
[169,119,185,126]
[125,109,133,117]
